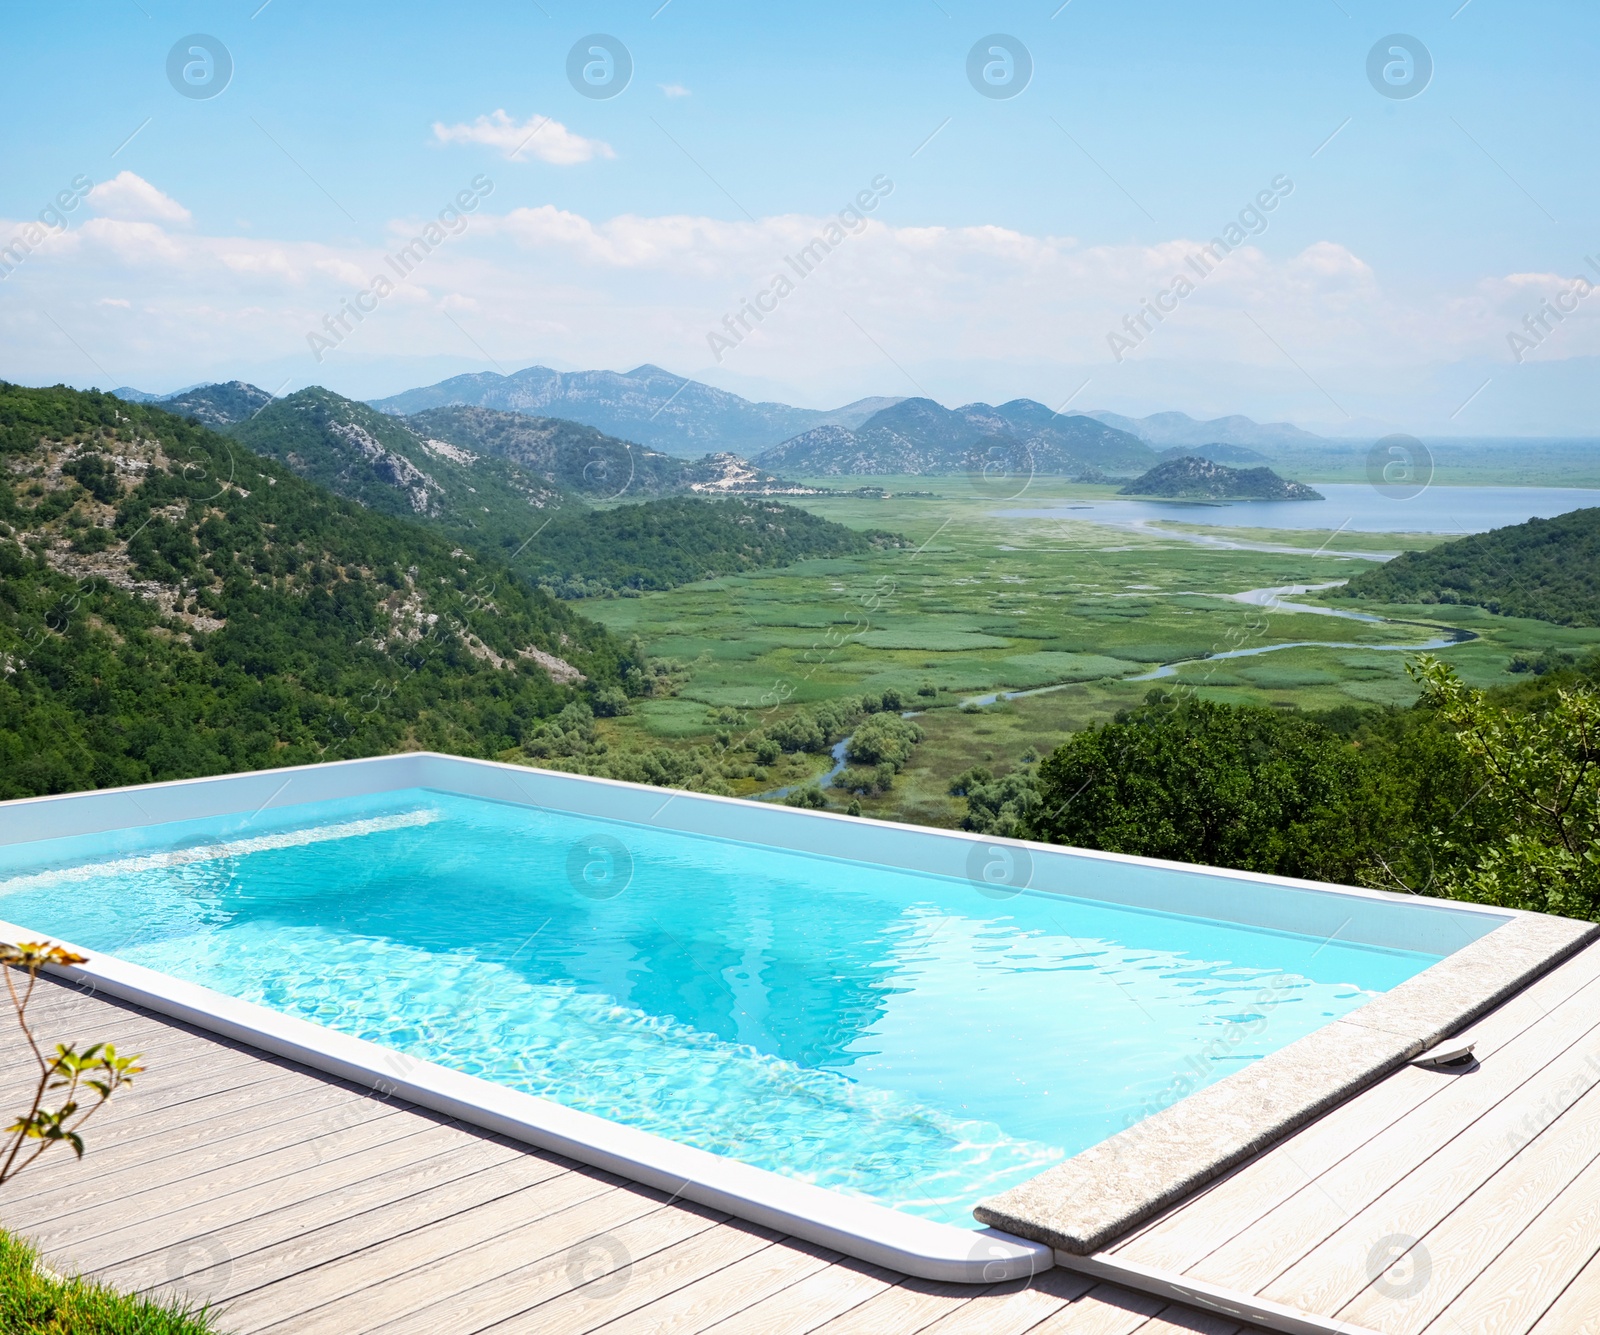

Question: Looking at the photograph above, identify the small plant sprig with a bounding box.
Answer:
[1,941,143,1189]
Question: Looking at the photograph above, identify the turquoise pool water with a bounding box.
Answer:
[0,788,1444,1224]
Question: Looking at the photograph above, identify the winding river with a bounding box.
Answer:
[759,583,1474,797]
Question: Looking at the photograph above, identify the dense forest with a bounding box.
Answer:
[960,655,1600,921]
[510,496,903,598]
[1336,506,1600,625]
[0,383,648,798]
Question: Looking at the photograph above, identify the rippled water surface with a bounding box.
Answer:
[0,789,1443,1223]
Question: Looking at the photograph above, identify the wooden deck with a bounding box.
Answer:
[3,943,1599,1333]
[1108,939,1600,1333]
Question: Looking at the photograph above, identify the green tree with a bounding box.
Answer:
[1026,694,1370,881]
[1407,656,1599,918]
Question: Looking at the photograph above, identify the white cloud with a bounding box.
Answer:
[660,83,691,98]
[431,110,614,166]
[3,194,1593,430]
[85,172,192,225]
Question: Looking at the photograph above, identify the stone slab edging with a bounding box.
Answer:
[0,917,1051,1285]
[975,912,1600,1255]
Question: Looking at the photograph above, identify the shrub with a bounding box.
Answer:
[783,785,828,809]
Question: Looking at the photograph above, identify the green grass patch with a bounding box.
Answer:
[855,630,1012,651]
[1237,664,1341,688]
[997,652,1144,685]
[0,1230,219,1333]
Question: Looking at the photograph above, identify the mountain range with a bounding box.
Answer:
[1086,409,1326,450]
[108,382,874,599]
[755,396,1158,477]
[367,364,894,458]
[112,366,1333,484]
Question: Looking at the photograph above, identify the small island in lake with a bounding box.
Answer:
[1119,455,1324,501]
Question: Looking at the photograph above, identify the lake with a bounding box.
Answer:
[998,484,1600,534]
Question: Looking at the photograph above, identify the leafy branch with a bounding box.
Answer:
[1,941,142,1190]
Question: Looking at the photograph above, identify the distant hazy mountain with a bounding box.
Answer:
[369,364,870,458]
[1089,409,1325,450]
[1121,456,1323,501]
[1157,442,1272,466]
[110,383,207,405]
[756,397,1157,477]
[111,381,271,426]
[162,381,274,427]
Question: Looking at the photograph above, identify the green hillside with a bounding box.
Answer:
[406,404,792,498]
[1120,455,1322,501]
[1337,507,1600,626]
[0,382,642,799]
[513,496,906,597]
[227,386,566,533]
[223,389,874,597]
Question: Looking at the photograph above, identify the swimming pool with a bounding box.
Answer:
[0,753,1576,1283]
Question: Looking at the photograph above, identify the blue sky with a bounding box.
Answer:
[2,1,1596,434]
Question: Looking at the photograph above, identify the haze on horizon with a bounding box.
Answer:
[1,1,1596,438]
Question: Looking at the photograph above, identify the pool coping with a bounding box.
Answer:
[974,909,1599,1255]
[0,751,1590,1284]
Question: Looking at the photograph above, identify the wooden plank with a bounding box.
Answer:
[2,1075,390,1222]
[1526,1245,1600,1335]
[1336,1059,1600,1333]
[1260,1032,1600,1318]
[189,1167,612,1327]
[53,1119,468,1266]
[1126,1306,1242,1335]
[1186,986,1600,1294]
[1425,1148,1600,1335]
[697,1257,898,1335]
[1116,952,1600,1272]
[583,1238,837,1334]
[0,1030,271,1105]
[376,1198,735,1335]
[0,1010,220,1074]
[3,1084,400,1231]
[0,1004,259,1059]
[87,1138,531,1307]
[258,1180,674,1334]
[480,1212,774,1335]
[1020,1282,1167,1335]
[0,1045,309,1168]
[0,1037,305,1134]
[916,1269,1094,1334]
[782,1275,988,1335]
